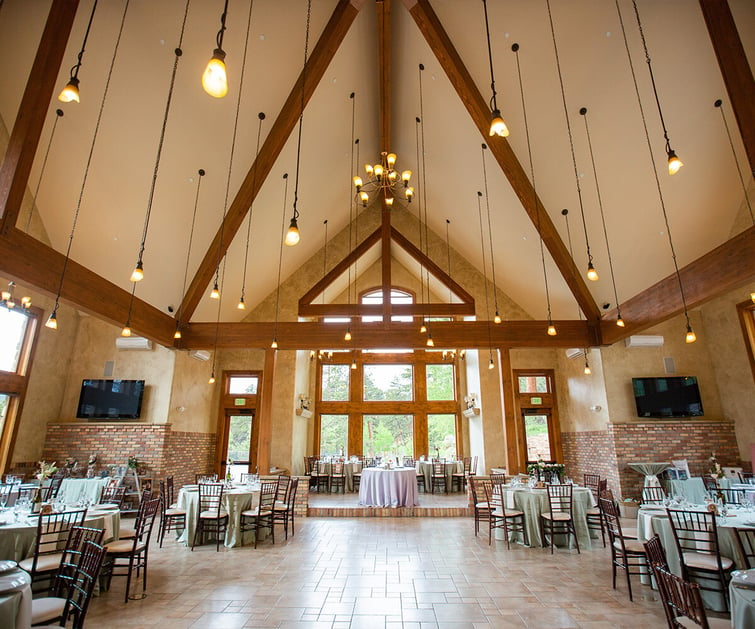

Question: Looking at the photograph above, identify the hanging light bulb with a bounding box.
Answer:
[405,187,414,203]
[202,0,230,98]
[271,338,278,349]
[353,176,363,191]
[208,371,216,385]
[58,78,80,103]
[121,324,132,337]
[359,191,369,207]
[547,323,557,336]
[130,260,144,282]
[419,320,427,334]
[482,0,509,138]
[237,296,245,310]
[488,357,495,370]
[584,360,592,375]
[351,357,357,370]
[489,110,510,137]
[751,292,755,303]
[616,315,625,328]
[426,333,434,347]
[210,282,220,299]
[586,261,599,281]
[45,309,58,330]
[173,327,182,339]
[685,324,697,344]
[344,328,352,341]
[284,217,300,246]
[494,310,502,324]
[667,149,683,175]
[402,170,412,186]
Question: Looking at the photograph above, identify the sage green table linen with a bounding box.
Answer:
[56,478,110,505]
[667,477,708,504]
[731,571,755,629]
[316,461,362,492]
[500,485,594,549]
[636,505,755,612]
[416,461,463,493]
[176,485,262,548]
[0,568,31,629]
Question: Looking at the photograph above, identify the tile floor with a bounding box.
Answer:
[86,516,672,629]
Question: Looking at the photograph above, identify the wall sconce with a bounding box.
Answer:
[295,394,312,418]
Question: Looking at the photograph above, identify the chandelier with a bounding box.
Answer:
[1,282,31,311]
[353,152,413,208]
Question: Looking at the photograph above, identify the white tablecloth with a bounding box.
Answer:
[667,477,708,504]
[177,485,262,548]
[0,568,31,629]
[358,468,419,507]
[731,572,755,629]
[56,478,110,505]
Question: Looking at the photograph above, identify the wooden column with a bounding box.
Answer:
[499,347,520,474]
[256,348,277,474]
[0,0,80,234]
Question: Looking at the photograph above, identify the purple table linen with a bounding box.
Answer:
[358,468,419,507]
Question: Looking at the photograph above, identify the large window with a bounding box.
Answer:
[321,364,350,401]
[320,414,348,457]
[428,413,456,460]
[363,364,413,401]
[363,414,413,458]
[361,288,414,323]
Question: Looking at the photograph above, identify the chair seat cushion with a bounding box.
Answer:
[165,507,186,516]
[19,552,63,574]
[682,551,734,571]
[676,615,729,629]
[31,597,66,624]
[106,539,146,554]
[199,510,228,519]
[119,523,136,539]
[541,512,571,521]
[585,507,600,515]
[614,538,646,554]
[492,509,523,518]
[622,527,638,539]
[241,509,272,517]
[475,502,489,509]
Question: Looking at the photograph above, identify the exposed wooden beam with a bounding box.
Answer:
[180,0,364,322]
[699,0,755,175]
[381,205,392,323]
[299,302,475,317]
[401,0,602,325]
[600,226,755,345]
[377,0,392,152]
[0,0,79,234]
[0,228,175,345]
[179,319,594,350]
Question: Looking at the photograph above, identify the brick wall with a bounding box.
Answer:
[165,431,216,488]
[561,429,619,495]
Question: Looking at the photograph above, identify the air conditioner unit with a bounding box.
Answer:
[189,349,211,361]
[565,348,584,360]
[624,335,664,348]
[115,336,152,350]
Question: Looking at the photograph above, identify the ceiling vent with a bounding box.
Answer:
[189,349,211,361]
[114,336,153,350]
[624,335,664,348]
[565,348,584,360]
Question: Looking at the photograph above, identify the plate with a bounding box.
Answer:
[0,560,17,575]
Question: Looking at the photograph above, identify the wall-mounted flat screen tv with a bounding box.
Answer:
[632,376,703,418]
[76,379,145,419]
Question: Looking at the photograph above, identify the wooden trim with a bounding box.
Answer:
[600,226,755,345]
[699,0,755,174]
[255,349,276,474]
[0,0,79,234]
[181,0,363,322]
[377,0,392,153]
[499,348,519,474]
[299,302,474,317]
[512,369,563,471]
[736,299,755,385]
[401,0,601,324]
[180,319,594,350]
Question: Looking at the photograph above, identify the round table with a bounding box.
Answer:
[176,485,262,548]
[0,567,31,629]
[731,571,755,629]
[416,461,463,492]
[358,468,419,507]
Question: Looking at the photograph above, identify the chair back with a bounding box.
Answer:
[0,482,16,507]
[485,483,506,515]
[332,462,344,476]
[133,496,161,546]
[583,473,601,495]
[666,509,724,565]
[166,475,176,505]
[33,510,87,571]
[546,484,573,516]
[702,476,719,491]
[711,487,747,506]
[733,527,755,569]
[462,457,472,474]
[198,482,225,516]
[51,526,105,598]
[599,488,615,503]
[470,456,479,475]
[41,473,65,502]
[432,461,444,476]
[641,486,666,504]
[738,472,755,485]
[651,565,711,629]
[258,480,277,514]
[276,475,292,501]
[60,540,107,629]
[100,483,126,508]
[287,478,299,508]
[490,473,506,487]
[363,457,375,468]
[599,497,623,541]
[642,534,669,572]
[403,457,415,468]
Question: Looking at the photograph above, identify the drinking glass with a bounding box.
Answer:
[0,488,8,511]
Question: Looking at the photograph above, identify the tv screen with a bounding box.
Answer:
[76,379,145,419]
[632,376,703,418]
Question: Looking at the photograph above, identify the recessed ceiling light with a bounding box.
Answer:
[259,34,265,41]
[606,31,612,37]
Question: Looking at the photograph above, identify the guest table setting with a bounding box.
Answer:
[55,477,111,506]
[358,467,419,508]
[730,570,755,629]
[499,480,594,549]
[176,481,263,548]
[416,460,464,492]
[0,560,31,629]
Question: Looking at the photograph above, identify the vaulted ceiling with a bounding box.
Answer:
[0,0,753,351]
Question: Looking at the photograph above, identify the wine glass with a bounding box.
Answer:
[0,488,8,512]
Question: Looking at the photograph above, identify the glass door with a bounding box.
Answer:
[522,411,553,462]
[224,412,254,481]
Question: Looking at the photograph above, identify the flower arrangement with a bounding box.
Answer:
[127,455,140,470]
[64,457,77,469]
[526,458,565,482]
[88,454,97,466]
[709,453,725,479]
[36,460,57,482]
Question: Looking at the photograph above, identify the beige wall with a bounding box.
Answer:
[167,350,218,433]
[556,348,610,433]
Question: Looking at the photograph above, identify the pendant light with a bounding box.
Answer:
[208,266,223,385]
[48,0,130,331]
[631,0,683,175]
[546,0,598,283]
[415,115,427,335]
[417,65,433,339]
[58,0,99,103]
[512,43,556,336]
[202,0,230,98]
[476,192,496,367]
[174,169,205,339]
[482,0,509,137]
[481,144,502,323]
[272,173,290,349]
[580,107,625,327]
[616,1,696,343]
[714,99,754,302]
[345,93,356,342]
[285,0,313,247]
[129,0,191,284]
[562,209,591,375]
